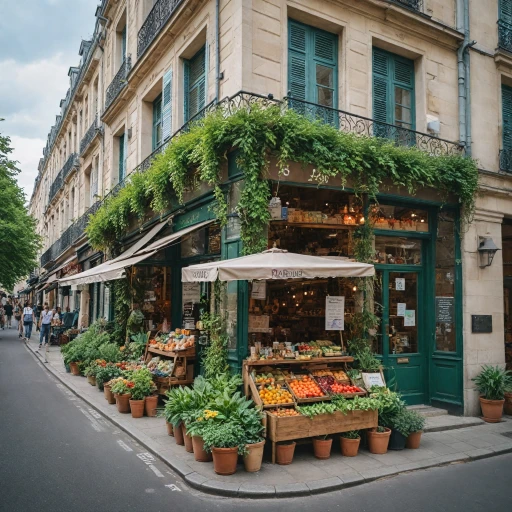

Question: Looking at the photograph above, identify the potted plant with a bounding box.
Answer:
[110,378,133,413]
[84,363,98,386]
[340,430,360,457]
[97,364,122,403]
[472,365,512,422]
[313,435,333,459]
[241,405,265,472]
[164,386,194,446]
[388,410,410,450]
[404,410,425,449]
[186,409,217,462]
[129,368,154,418]
[367,426,391,454]
[276,441,296,465]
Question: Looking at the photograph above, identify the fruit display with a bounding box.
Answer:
[147,357,174,377]
[268,408,302,417]
[149,330,195,352]
[329,383,364,395]
[314,375,337,393]
[332,370,350,382]
[258,385,294,406]
[311,369,334,377]
[321,345,342,356]
[288,375,325,399]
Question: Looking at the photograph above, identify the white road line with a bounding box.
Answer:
[137,452,156,464]
[87,408,102,419]
[76,407,104,432]
[117,440,133,452]
[165,484,182,492]
[148,465,165,478]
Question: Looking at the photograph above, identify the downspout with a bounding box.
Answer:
[215,0,220,102]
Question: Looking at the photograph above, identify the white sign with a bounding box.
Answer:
[251,281,267,300]
[182,282,200,305]
[395,278,405,291]
[397,303,406,317]
[362,372,386,389]
[248,314,270,333]
[325,296,345,331]
[404,310,416,327]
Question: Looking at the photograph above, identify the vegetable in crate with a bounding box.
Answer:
[330,383,363,394]
[297,402,337,417]
[288,376,325,398]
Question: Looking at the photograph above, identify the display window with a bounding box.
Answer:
[371,205,428,232]
[374,236,422,265]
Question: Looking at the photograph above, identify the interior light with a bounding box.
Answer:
[282,302,286,306]
[304,291,308,296]
[420,219,425,223]
[352,286,357,292]
[292,295,295,299]
[295,303,299,307]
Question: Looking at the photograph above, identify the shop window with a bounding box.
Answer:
[184,46,206,121]
[435,211,457,352]
[372,204,428,232]
[374,236,422,265]
[226,181,243,240]
[118,132,127,182]
[181,223,221,259]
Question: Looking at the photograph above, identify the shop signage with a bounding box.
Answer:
[182,282,200,304]
[251,281,266,299]
[182,302,196,330]
[190,269,213,281]
[271,269,303,279]
[471,315,492,333]
[435,297,454,323]
[395,278,405,291]
[362,372,386,388]
[248,314,270,333]
[325,296,345,330]
[60,262,81,278]
[397,357,409,364]
[397,303,406,317]
[174,204,214,231]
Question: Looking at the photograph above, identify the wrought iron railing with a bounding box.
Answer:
[498,19,512,53]
[389,0,423,11]
[500,149,512,172]
[137,0,184,58]
[104,57,132,111]
[80,116,102,154]
[48,153,79,203]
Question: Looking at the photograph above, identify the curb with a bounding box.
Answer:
[24,342,512,499]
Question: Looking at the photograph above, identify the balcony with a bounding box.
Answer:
[389,0,423,11]
[80,115,102,155]
[500,149,512,172]
[104,57,132,111]
[137,0,184,58]
[498,19,512,53]
[48,153,79,204]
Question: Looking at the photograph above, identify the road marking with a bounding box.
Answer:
[148,465,164,478]
[87,408,102,419]
[145,489,156,494]
[165,484,182,492]
[117,440,133,452]
[137,452,156,464]
[77,407,104,432]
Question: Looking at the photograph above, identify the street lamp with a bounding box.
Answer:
[478,234,500,268]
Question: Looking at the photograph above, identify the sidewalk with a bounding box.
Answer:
[25,338,512,498]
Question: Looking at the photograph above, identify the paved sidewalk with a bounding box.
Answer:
[25,339,512,498]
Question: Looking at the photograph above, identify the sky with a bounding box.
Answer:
[0,0,99,200]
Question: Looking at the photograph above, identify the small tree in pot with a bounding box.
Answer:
[129,368,154,418]
[472,365,512,422]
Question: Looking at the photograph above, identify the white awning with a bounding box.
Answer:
[111,219,167,262]
[182,248,375,282]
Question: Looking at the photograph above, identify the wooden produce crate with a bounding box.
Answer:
[248,373,296,409]
[285,377,329,404]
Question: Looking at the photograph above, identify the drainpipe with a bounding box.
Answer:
[215,0,220,102]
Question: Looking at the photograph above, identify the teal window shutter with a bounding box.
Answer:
[119,133,126,182]
[185,46,206,121]
[161,67,173,141]
[121,26,127,61]
[501,0,512,23]
[152,93,163,150]
[502,85,512,151]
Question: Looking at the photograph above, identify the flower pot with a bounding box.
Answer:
[174,423,185,446]
[211,447,239,475]
[115,393,131,414]
[69,362,80,376]
[367,427,391,455]
[104,384,116,405]
[276,441,296,465]
[183,428,194,453]
[97,380,104,391]
[388,429,407,450]
[87,375,96,386]
[129,399,145,418]
[166,421,174,437]
[480,396,505,423]
[340,437,360,457]
[244,440,265,472]
[145,395,158,417]
[192,435,213,462]
[503,392,512,416]
[64,364,70,373]
[313,437,332,459]
[406,431,423,449]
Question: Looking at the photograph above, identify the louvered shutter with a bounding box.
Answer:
[288,21,307,113]
[185,47,206,121]
[501,0,512,24]
[502,85,512,151]
[162,67,172,141]
[373,49,390,137]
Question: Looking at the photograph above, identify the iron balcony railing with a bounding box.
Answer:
[389,0,423,11]
[80,115,102,155]
[104,56,132,111]
[500,149,512,172]
[137,0,184,58]
[498,19,512,53]
[48,153,79,204]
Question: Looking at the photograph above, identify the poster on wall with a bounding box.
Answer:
[404,310,416,327]
[182,282,200,305]
[397,303,406,317]
[251,281,266,300]
[395,278,405,291]
[325,296,345,330]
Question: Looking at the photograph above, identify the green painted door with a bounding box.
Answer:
[376,268,426,405]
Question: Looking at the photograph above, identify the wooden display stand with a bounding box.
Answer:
[243,357,378,463]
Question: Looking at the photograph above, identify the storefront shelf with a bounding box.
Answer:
[244,356,353,366]
[271,221,357,230]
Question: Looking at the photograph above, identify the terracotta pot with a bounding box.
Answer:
[211,447,239,475]
[174,422,185,446]
[340,437,360,457]
[244,440,265,472]
[130,399,145,418]
[276,442,296,465]
[144,395,158,417]
[166,421,174,437]
[115,393,131,413]
[389,429,407,450]
[504,392,512,416]
[192,435,213,462]
[406,431,423,449]
[480,396,505,423]
[69,362,80,376]
[183,428,194,453]
[313,437,333,459]
[367,427,391,455]
[104,384,116,405]
[97,380,104,391]
[87,375,96,386]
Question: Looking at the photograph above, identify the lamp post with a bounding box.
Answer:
[478,234,500,268]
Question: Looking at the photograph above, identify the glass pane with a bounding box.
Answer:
[375,236,422,265]
[372,204,428,232]
[316,64,333,87]
[181,228,206,258]
[435,211,457,352]
[395,87,411,107]
[227,181,243,240]
[225,282,238,350]
[395,105,412,125]
[317,87,333,107]
[374,273,383,355]
[155,124,162,147]
[388,272,418,354]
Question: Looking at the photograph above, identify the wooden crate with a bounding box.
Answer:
[285,378,329,404]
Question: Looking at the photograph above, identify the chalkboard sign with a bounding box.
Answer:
[471,315,492,333]
[436,297,454,323]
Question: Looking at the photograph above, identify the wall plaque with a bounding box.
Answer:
[471,315,492,333]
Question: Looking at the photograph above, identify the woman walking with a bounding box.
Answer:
[22,302,34,340]
[4,301,13,329]
[14,302,22,338]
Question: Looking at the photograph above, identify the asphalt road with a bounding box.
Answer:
[0,327,511,512]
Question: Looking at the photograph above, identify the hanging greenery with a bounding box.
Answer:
[86,104,478,256]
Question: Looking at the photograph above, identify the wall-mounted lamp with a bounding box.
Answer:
[478,234,500,268]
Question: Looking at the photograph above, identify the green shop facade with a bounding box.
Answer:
[113,153,463,412]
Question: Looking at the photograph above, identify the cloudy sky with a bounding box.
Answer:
[0,0,98,199]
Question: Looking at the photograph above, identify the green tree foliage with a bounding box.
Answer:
[0,126,40,290]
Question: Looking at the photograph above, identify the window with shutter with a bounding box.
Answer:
[288,20,338,121]
[501,0,512,23]
[119,133,127,182]
[121,26,127,62]
[161,67,173,141]
[153,93,163,150]
[184,47,206,121]
[502,85,512,152]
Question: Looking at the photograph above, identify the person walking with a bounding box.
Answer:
[38,304,53,350]
[14,302,22,338]
[4,301,13,329]
[0,305,5,330]
[22,302,34,340]
[34,303,41,332]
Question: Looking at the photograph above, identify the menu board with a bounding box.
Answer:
[325,296,345,331]
[435,297,454,323]
[183,282,201,305]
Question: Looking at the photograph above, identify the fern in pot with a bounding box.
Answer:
[472,365,512,422]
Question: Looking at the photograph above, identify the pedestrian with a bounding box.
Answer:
[0,305,4,330]
[4,300,13,329]
[22,302,34,340]
[34,303,41,332]
[14,302,22,338]
[38,304,53,350]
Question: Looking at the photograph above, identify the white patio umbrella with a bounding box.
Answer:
[181,248,375,282]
